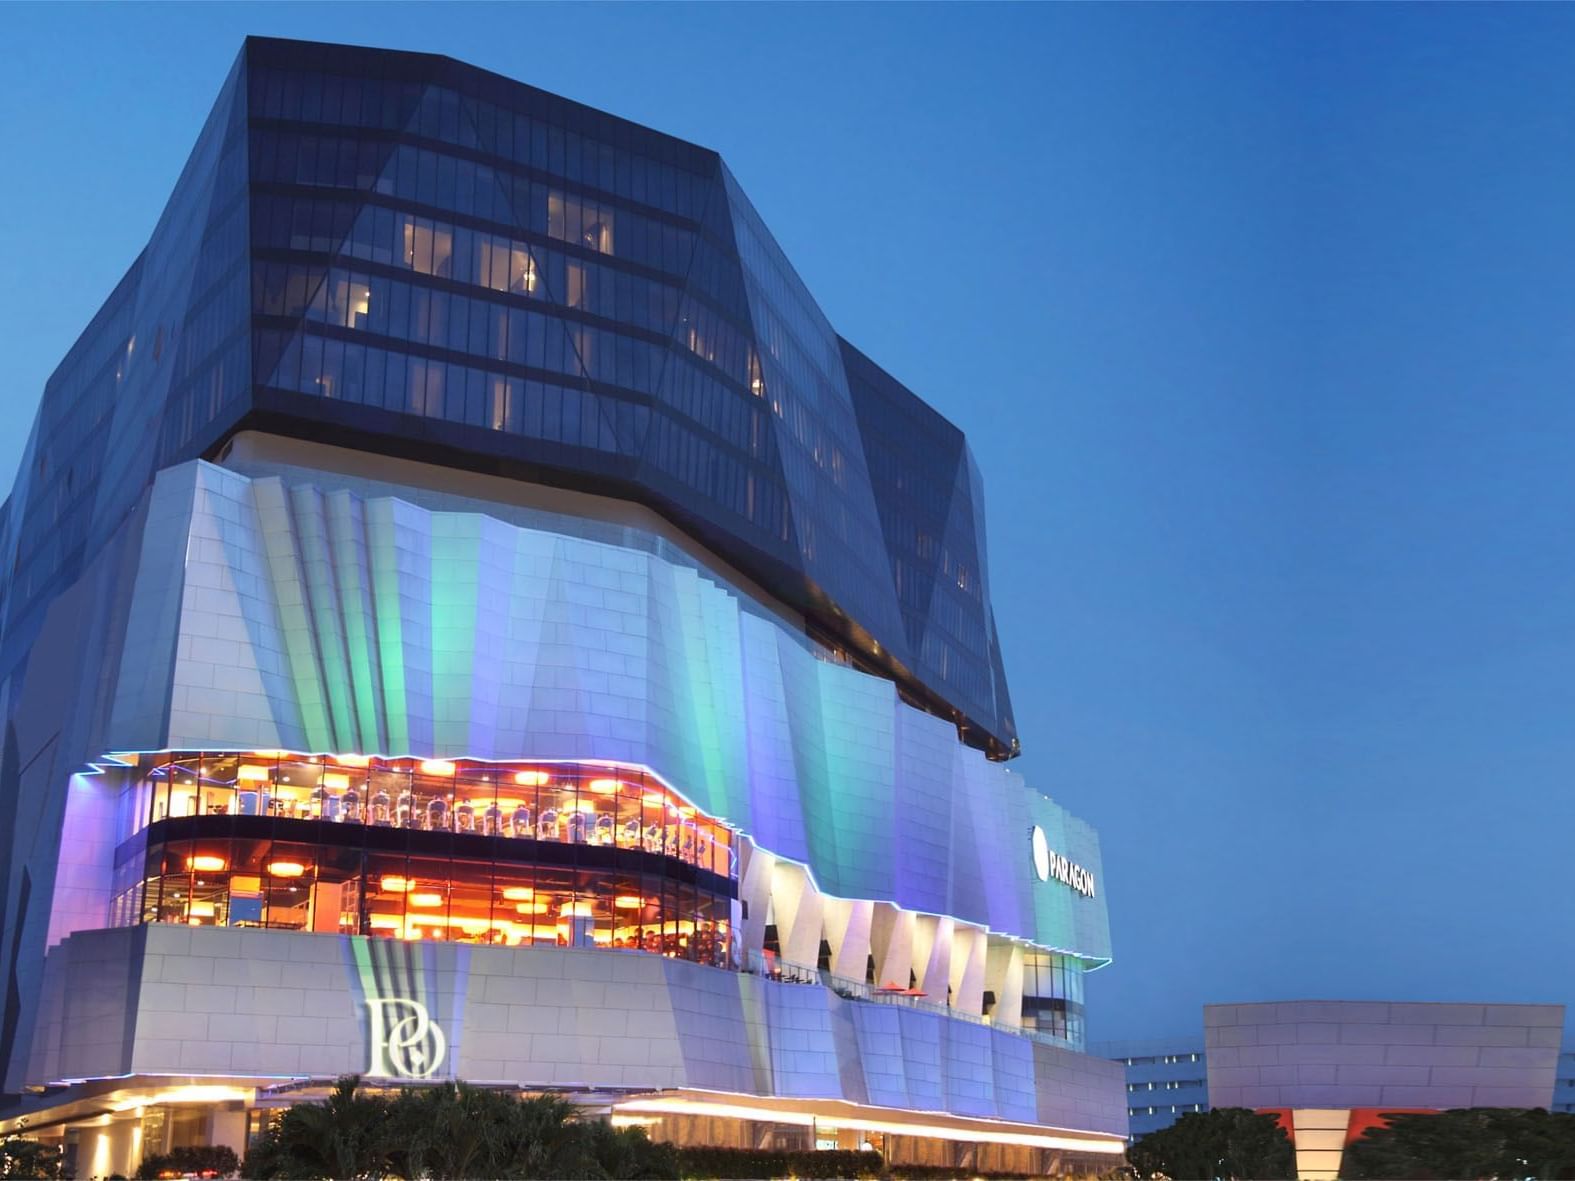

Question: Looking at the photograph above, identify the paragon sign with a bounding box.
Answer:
[1030,826,1096,898]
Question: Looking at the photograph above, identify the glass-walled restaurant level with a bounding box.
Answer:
[109,753,737,967]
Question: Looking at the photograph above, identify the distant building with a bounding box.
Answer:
[1206,1001,1564,1180]
[1088,1036,1208,1137]
[1555,1045,1575,1114]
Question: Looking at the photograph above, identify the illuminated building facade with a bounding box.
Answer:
[0,37,1123,1175]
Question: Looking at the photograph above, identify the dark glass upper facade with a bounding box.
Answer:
[0,36,1016,757]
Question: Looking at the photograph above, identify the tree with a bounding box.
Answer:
[242,1075,680,1180]
[1343,1108,1575,1180]
[243,1075,394,1179]
[0,1138,62,1181]
[1127,1108,1295,1180]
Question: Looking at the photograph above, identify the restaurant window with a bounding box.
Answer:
[116,754,736,963]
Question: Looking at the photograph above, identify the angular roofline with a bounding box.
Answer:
[242,35,723,175]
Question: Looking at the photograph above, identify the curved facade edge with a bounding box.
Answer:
[103,459,1110,962]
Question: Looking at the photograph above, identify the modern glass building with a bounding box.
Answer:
[0,37,1123,1176]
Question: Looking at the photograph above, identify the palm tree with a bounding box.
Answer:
[245,1076,392,1180]
[244,1077,680,1181]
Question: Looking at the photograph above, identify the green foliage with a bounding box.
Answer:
[1126,1107,1294,1180]
[0,1138,62,1181]
[243,1076,395,1180]
[241,1076,680,1180]
[134,1144,240,1179]
[1343,1107,1575,1180]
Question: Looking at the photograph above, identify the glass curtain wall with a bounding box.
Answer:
[1020,951,1087,1047]
[112,753,735,966]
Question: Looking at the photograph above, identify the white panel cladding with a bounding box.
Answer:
[45,774,121,949]
[105,460,1109,960]
[1204,1001,1565,1110]
[25,926,140,1086]
[27,927,1126,1135]
[108,467,201,748]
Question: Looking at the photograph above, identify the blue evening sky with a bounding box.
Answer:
[2,3,1572,1042]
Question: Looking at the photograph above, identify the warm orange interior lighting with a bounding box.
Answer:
[187,855,226,872]
[335,754,371,767]
[267,861,306,878]
[321,772,351,790]
[236,765,271,782]
[587,778,621,794]
[380,876,415,893]
[569,799,599,813]
[187,901,216,918]
[250,750,289,759]
[410,893,444,908]
[420,760,457,776]
[514,769,550,786]
[368,914,401,930]
[501,887,534,901]
[517,902,550,915]
[560,900,595,917]
[641,793,666,806]
[614,895,643,910]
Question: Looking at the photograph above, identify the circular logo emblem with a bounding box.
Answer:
[1031,825,1050,882]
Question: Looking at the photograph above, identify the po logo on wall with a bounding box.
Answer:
[348,937,454,1080]
[1031,825,1096,898]
[365,997,447,1079]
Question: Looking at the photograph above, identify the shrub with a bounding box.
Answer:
[134,1144,240,1180]
[0,1136,63,1181]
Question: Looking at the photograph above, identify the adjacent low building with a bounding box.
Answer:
[1087,1036,1209,1137]
[0,35,1126,1180]
[1205,1001,1565,1180]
